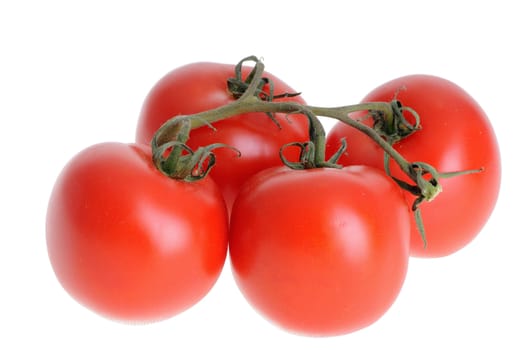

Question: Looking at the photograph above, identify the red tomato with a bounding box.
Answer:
[136,62,309,211]
[229,165,411,336]
[46,142,228,321]
[326,75,501,257]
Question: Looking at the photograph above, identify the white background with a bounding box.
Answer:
[1,1,525,349]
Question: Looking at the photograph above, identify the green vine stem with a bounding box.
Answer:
[150,56,483,245]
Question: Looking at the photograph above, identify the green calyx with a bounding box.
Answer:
[370,99,421,143]
[153,140,240,182]
[151,117,240,182]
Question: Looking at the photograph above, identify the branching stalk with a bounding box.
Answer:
[150,56,482,245]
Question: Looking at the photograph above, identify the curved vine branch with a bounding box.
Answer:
[150,56,483,244]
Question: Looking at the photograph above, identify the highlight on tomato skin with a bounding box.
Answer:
[229,165,411,336]
[326,74,501,258]
[45,142,229,322]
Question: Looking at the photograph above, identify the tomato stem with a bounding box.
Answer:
[150,56,482,242]
[151,57,427,182]
[310,105,412,172]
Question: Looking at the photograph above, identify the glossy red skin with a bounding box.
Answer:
[136,62,309,211]
[229,166,411,336]
[46,142,228,321]
[326,75,501,257]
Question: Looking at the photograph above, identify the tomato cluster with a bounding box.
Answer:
[46,57,500,336]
